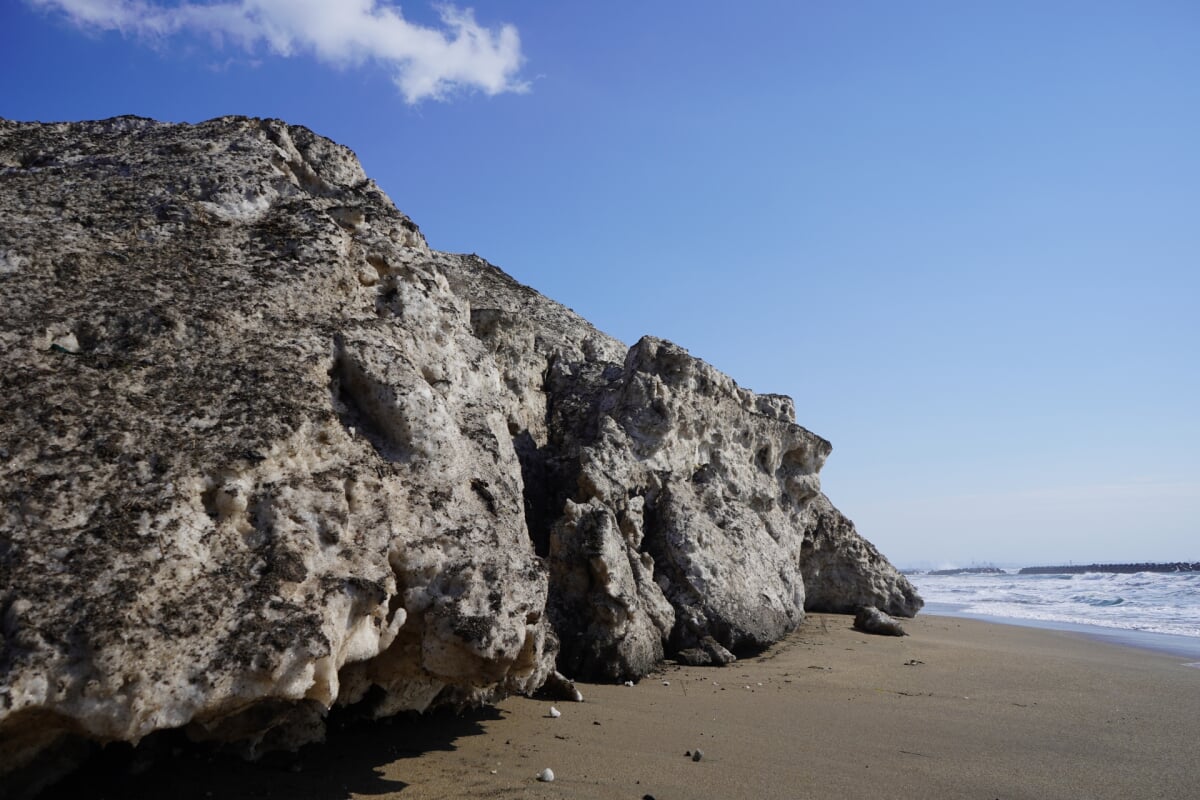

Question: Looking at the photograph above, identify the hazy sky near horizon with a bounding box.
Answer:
[3,1,1197,567]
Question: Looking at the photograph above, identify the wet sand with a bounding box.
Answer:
[38,614,1200,799]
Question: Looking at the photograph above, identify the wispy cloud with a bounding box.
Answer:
[28,0,528,103]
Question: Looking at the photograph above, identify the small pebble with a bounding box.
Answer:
[624,680,634,687]
[692,749,704,762]
[549,706,561,718]
[537,767,555,782]
[662,680,670,686]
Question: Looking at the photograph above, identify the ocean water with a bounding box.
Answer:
[910,570,1200,660]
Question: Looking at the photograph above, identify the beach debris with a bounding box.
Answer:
[548,706,561,718]
[48,331,83,355]
[692,748,704,762]
[537,768,555,782]
[904,659,924,666]
[853,606,909,636]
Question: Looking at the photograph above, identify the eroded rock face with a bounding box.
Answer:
[442,259,921,680]
[545,337,827,671]
[0,116,554,786]
[801,495,924,617]
[0,115,919,786]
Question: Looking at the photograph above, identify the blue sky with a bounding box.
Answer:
[3,1,1197,566]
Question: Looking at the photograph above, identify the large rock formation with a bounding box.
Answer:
[0,116,919,788]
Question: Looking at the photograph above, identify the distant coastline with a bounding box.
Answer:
[925,566,1006,576]
[1018,562,1199,575]
[902,561,1200,576]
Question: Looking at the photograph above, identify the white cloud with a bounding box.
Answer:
[28,0,527,103]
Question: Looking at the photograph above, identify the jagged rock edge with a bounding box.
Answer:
[0,115,920,791]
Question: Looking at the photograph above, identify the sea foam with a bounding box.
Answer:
[912,570,1200,640]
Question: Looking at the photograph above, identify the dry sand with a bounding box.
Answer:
[36,614,1200,799]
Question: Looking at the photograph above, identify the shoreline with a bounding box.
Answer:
[922,601,1200,660]
[32,613,1200,800]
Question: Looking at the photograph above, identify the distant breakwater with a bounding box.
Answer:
[1019,562,1200,575]
[927,567,1006,576]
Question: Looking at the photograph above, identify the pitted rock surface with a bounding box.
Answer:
[801,494,923,617]
[0,116,554,787]
[0,115,919,787]
[443,260,922,678]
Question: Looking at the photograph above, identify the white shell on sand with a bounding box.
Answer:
[537,768,555,782]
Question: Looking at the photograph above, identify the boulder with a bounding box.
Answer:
[853,606,909,636]
[0,116,555,786]
[0,115,920,786]
[676,636,738,667]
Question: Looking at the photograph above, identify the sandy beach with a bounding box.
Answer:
[37,614,1200,800]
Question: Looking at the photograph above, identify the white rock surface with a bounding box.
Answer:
[0,115,919,788]
[444,259,922,677]
[0,116,554,787]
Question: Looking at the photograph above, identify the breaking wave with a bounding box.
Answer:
[911,570,1200,639]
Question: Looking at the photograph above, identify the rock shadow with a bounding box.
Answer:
[32,705,506,800]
